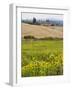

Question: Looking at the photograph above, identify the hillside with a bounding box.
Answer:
[21,23,63,39]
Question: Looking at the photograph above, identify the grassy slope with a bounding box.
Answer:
[22,40,63,53]
[21,23,63,38]
[21,40,63,77]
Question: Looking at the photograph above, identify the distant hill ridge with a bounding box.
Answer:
[22,19,63,26]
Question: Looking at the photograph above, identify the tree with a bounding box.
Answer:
[33,17,36,24]
[46,19,50,22]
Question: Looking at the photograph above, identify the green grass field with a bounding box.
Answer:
[21,39,63,77]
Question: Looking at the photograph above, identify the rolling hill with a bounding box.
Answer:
[21,23,63,39]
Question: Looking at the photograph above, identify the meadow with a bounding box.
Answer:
[21,39,63,77]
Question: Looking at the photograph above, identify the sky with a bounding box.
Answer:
[22,13,63,21]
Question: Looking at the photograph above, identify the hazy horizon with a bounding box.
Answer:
[22,13,63,21]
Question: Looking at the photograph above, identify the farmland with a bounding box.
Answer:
[21,23,63,39]
[21,23,63,77]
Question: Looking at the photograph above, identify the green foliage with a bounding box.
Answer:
[23,35,63,40]
[21,40,63,77]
